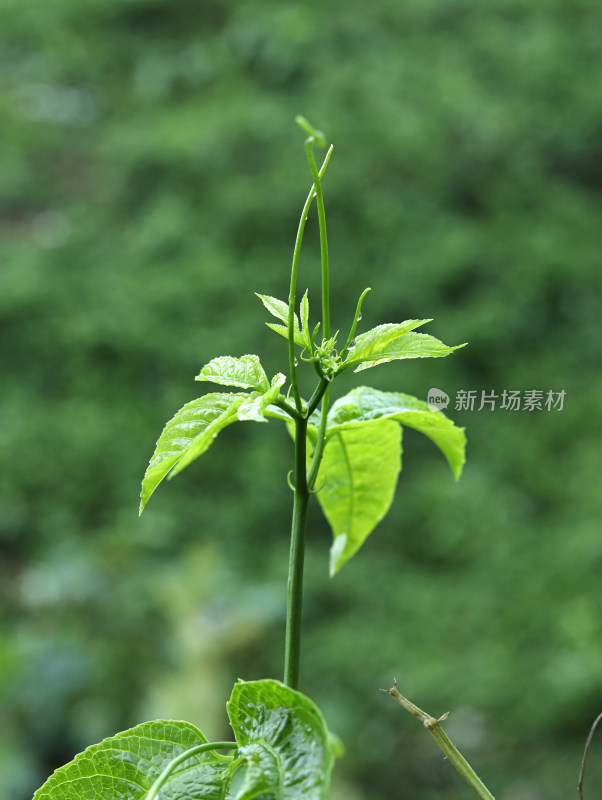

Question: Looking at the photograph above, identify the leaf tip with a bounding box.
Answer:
[452,430,467,481]
[328,731,346,757]
[453,342,468,352]
[139,487,149,516]
[329,535,348,577]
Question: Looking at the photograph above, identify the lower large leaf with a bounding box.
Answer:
[33,720,233,800]
[316,420,402,576]
[227,679,336,800]
[34,681,339,800]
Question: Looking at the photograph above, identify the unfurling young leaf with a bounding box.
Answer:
[300,289,312,350]
[196,354,270,393]
[266,321,306,347]
[256,293,300,328]
[256,293,307,347]
[227,679,336,800]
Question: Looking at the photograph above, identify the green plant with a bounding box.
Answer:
[33,118,490,799]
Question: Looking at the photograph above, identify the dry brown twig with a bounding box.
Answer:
[578,712,602,800]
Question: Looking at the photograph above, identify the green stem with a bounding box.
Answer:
[146,742,238,800]
[283,416,310,689]
[274,397,302,421]
[283,124,333,688]
[307,386,329,490]
[304,140,331,339]
[384,681,496,800]
[307,377,329,416]
[288,146,333,412]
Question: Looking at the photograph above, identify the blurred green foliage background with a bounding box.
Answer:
[1,1,602,798]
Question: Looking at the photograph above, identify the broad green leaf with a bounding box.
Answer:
[327,386,466,479]
[140,392,249,514]
[227,679,336,800]
[266,322,306,348]
[352,332,465,372]
[341,320,431,369]
[238,373,286,422]
[33,682,339,800]
[256,293,300,329]
[33,720,232,800]
[195,355,270,393]
[300,289,312,350]
[315,420,402,575]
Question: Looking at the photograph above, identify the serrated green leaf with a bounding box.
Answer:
[312,387,465,573]
[238,374,286,422]
[227,679,336,800]
[327,386,466,479]
[195,355,270,393]
[33,720,232,800]
[256,293,306,347]
[341,320,432,369]
[256,293,300,329]
[140,392,249,514]
[300,290,312,350]
[266,322,306,348]
[315,420,402,575]
[353,332,465,372]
